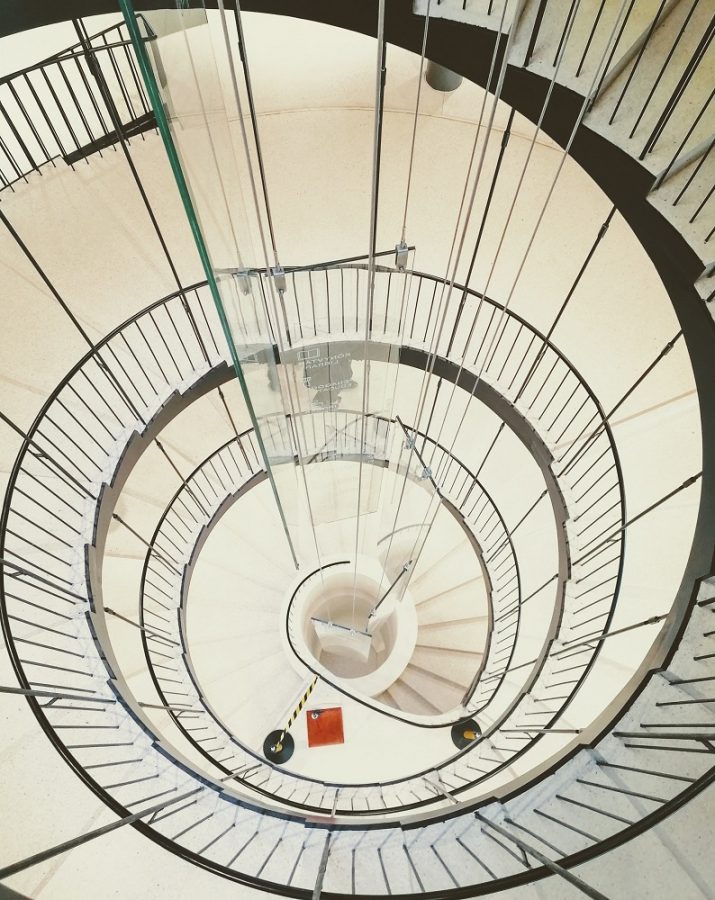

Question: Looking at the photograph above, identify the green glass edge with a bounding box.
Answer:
[119,0,298,566]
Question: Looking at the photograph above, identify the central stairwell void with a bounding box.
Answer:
[0,1,712,898]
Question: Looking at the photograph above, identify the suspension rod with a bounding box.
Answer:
[368,560,412,623]
[475,815,609,899]
[400,0,431,244]
[112,513,179,574]
[352,0,387,623]
[554,613,668,656]
[0,685,114,704]
[232,0,279,262]
[376,0,516,598]
[72,18,210,364]
[0,787,203,879]
[558,331,682,473]
[104,606,179,647]
[120,0,299,570]
[574,473,701,565]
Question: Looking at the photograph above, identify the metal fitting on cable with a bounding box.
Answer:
[394,240,409,271]
[234,269,252,295]
[271,265,287,293]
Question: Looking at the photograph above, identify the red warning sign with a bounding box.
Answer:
[306,706,344,747]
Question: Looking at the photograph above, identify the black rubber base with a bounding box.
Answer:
[263,730,295,763]
[451,718,481,749]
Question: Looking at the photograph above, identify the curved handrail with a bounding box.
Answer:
[135,407,583,814]
[0,276,575,825]
[2,6,711,284]
[0,1,710,891]
[135,422,517,812]
[1,266,623,810]
[132,399,606,816]
[0,260,708,900]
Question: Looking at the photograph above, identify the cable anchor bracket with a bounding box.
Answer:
[271,265,287,294]
[234,269,252,295]
[395,240,409,272]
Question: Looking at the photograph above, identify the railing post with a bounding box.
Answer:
[312,830,333,900]
[0,787,203,880]
[475,814,609,899]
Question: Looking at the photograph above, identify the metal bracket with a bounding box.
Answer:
[272,265,287,293]
[395,240,409,271]
[234,269,252,295]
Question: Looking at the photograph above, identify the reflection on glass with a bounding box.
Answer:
[122,1,431,626]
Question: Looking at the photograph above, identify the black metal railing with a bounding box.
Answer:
[0,17,154,191]
[425,0,714,261]
[0,247,707,894]
[0,260,635,824]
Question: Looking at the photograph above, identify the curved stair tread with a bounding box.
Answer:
[417,615,488,629]
[411,645,484,683]
[374,689,399,710]
[196,536,295,588]
[400,667,464,713]
[399,664,466,713]
[199,655,303,746]
[411,574,486,607]
[408,525,475,581]
[188,551,291,588]
[188,594,283,618]
[385,677,442,716]
[404,660,471,692]
[186,624,282,653]
[416,590,489,624]
[417,618,490,653]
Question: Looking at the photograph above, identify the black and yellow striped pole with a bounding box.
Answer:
[263,676,319,763]
[275,676,319,750]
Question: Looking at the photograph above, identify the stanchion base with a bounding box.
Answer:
[263,730,295,763]
[451,718,481,749]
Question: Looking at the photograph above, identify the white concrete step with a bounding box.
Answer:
[406,511,467,576]
[410,538,481,596]
[400,662,466,711]
[188,630,284,683]
[374,688,400,710]
[417,616,490,652]
[410,644,484,685]
[414,570,486,607]
[415,583,488,623]
[413,0,517,32]
[387,677,442,715]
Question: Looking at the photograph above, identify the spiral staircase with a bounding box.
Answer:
[0,2,713,898]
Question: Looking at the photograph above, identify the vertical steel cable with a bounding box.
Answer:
[379,0,434,592]
[424,0,585,463]
[216,0,327,581]
[400,0,628,604]
[400,0,432,245]
[374,0,518,607]
[434,0,633,475]
[352,0,387,625]
[410,0,518,443]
